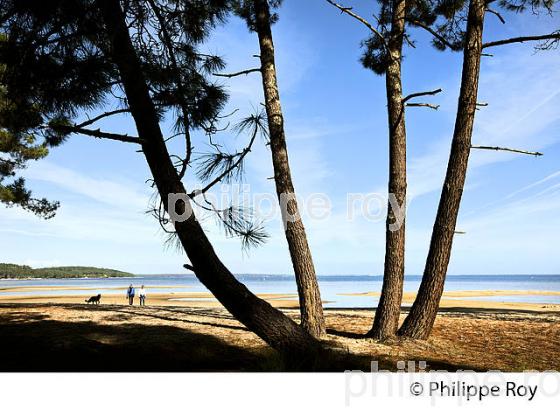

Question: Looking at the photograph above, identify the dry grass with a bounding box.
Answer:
[323,309,560,371]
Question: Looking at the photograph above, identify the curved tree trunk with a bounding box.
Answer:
[368,0,408,340]
[98,0,319,355]
[398,0,486,339]
[253,0,326,338]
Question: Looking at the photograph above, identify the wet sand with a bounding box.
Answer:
[340,290,560,312]
[1,286,558,311]
[0,289,301,308]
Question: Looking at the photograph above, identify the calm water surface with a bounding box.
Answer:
[1,274,559,308]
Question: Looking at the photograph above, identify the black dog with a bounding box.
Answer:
[85,294,101,305]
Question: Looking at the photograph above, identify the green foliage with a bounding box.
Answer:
[360,35,390,75]
[0,56,61,218]
[0,1,107,218]
[498,0,555,12]
[0,263,134,279]
[232,0,284,31]
[0,0,241,234]
[0,0,267,250]
[0,0,232,135]
[0,0,284,250]
[358,0,557,76]
[359,0,467,75]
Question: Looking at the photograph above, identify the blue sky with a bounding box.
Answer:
[1,1,559,276]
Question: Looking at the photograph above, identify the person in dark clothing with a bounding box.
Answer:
[126,285,135,305]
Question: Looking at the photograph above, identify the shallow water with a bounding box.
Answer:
[1,274,559,308]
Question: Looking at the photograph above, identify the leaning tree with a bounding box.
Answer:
[0,0,320,355]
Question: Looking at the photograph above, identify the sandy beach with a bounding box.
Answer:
[1,286,559,311]
[0,302,558,371]
[0,289,301,308]
[0,286,559,371]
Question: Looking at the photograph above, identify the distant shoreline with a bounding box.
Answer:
[0,263,135,280]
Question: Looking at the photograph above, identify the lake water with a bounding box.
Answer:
[1,274,560,308]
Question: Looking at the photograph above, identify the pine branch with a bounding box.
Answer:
[486,8,505,25]
[53,125,143,144]
[189,116,261,198]
[193,193,268,250]
[403,33,416,49]
[482,32,560,49]
[75,109,130,128]
[405,102,440,110]
[325,0,386,46]
[213,68,261,78]
[183,264,196,272]
[146,0,194,177]
[470,145,543,156]
[407,19,459,51]
[403,88,442,103]
[190,146,253,198]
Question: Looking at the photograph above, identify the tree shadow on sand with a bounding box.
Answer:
[60,304,248,331]
[0,304,368,371]
[0,313,267,371]
[0,304,485,371]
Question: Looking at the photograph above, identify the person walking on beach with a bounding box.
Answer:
[126,284,135,305]
[139,285,146,306]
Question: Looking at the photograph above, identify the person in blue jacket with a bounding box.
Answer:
[126,284,135,305]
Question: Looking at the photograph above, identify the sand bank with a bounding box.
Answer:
[0,291,300,308]
[339,290,560,312]
[1,287,559,311]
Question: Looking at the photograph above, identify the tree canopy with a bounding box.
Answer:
[0,0,268,248]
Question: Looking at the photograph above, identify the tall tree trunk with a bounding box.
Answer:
[253,0,326,338]
[398,0,486,339]
[98,0,319,356]
[368,0,408,340]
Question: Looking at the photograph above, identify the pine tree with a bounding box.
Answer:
[231,0,326,338]
[327,0,559,340]
[326,0,449,339]
[0,0,319,356]
[398,0,559,339]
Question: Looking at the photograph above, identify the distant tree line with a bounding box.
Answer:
[0,263,134,279]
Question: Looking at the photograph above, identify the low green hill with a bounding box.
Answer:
[0,263,135,279]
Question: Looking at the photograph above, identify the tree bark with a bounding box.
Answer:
[253,0,326,338]
[368,0,408,340]
[97,0,319,355]
[398,0,486,339]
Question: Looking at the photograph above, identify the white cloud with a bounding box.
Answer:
[504,170,560,200]
[22,161,150,211]
[407,47,560,200]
